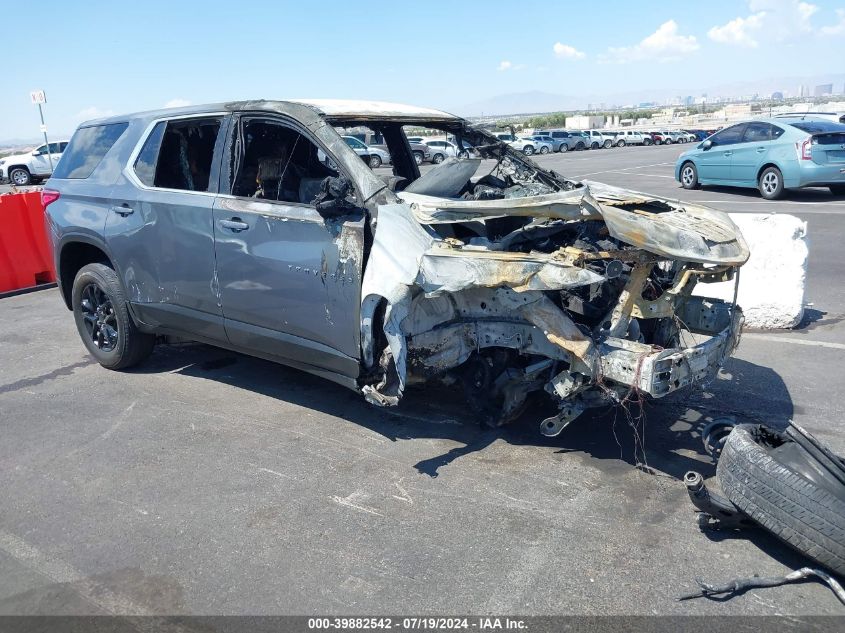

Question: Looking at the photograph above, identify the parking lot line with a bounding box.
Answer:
[743,333,845,350]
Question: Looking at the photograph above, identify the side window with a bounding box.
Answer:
[230,118,339,205]
[48,142,63,153]
[35,145,48,154]
[741,122,771,143]
[59,142,68,152]
[771,125,785,140]
[710,124,745,146]
[133,117,222,192]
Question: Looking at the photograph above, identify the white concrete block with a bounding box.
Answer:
[693,213,808,329]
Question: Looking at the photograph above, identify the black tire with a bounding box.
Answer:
[590,142,599,150]
[522,145,534,155]
[603,140,612,149]
[758,166,784,200]
[432,153,445,164]
[559,144,569,152]
[830,185,845,196]
[644,138,653,146]
[368,155,382,168]
[717,424,845,575]
[680,161,700,190]
[539,146,549,154]
[72,263,154,370]
[9,167,31,186]
[665,138,673,144]
[575,142,585,151]
[617,140,626,147]
[412,151,423,166]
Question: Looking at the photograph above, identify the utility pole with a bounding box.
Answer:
[30,90,53,172]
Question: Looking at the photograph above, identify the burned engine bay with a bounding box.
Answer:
[356,124,749,436]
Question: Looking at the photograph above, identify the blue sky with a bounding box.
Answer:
[2,0,844,140]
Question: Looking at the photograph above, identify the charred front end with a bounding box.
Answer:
[358,128,748,435]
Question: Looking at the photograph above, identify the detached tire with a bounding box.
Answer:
[72,263,155,370]
[717,424,845,575]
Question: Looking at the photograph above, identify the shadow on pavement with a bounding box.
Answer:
[131,343,793,483]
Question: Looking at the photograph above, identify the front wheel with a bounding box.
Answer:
[758,166,784,200]
[523,146,534,155]
[413,151,423,166]
[559,144,569,152]
[575,142,585,151]
[9,167,31,186]
[368,155,382,168]
[644,138,653,146]
[603,140,612,149]
[617,140,626,147]
[432,153,445,164]
[538,146,549,154]
[680,161,700,190]
[590,142,599,150]
[72,263,154,369]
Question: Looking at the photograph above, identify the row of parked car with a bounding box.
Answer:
[491,128,716,155]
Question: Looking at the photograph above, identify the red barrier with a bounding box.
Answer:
[0,192,56,293]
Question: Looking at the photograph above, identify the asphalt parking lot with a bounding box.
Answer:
[2,143,844,617]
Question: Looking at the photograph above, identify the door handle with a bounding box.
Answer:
[723,151,733,156]
[111,204,133,216]
[756,147,766,153]
[219,218,249,232]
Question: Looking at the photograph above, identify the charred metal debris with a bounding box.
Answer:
[350,120,749,435]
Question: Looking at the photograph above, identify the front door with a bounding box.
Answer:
[697,123,745,182]
[213,115,364,379]
[730,122,779,184]
[105,115,228,340]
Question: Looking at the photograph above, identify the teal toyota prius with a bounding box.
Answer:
[675,118,845,199]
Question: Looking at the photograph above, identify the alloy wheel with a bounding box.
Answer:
[80,283,118,352]
[682,165,695,187]
[762,171,779,195]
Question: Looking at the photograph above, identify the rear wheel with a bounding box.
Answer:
[758,166,784,200]
[830,184,845,196]
[680,161,700,190]
[590,142,599,150]
[523,145,534,155]
[718,424,845,575]
[368,155,382,168]
[538,145,549,154]
[617,140,626,147]
[603,140,612,149]
[575,142,585,151]
[72,263,154,369]
[559,144,569,152]
[9,167,31,186]
[413,151,423,166]
[432,153,445,164]
[644,138,653,146]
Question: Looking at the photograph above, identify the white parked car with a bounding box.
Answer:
[342,136,391,168]
[493,133,542,156]
[0,140,68,185]
[583,130,612,149]
[613,130,646,146]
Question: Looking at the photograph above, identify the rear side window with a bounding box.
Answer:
[52,122,128,179]
[133,117,222,192]
[789,120,845,134]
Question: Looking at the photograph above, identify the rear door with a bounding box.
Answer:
[213,114,364,379]
[106,114,228,340]
[731,122,781,184]
[697,124,745,182]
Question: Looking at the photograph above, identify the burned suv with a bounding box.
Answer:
[45,100,748,435]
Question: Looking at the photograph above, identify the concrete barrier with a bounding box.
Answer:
[0,191,56,293]
[694,213,808,329]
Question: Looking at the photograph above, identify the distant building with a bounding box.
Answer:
[797,84,809,97]
[565,115,606,129]
[771,91,784,100]
[814,83,833,97]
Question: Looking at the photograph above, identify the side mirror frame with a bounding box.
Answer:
[701,139,713,150]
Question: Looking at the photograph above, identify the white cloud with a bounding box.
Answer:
[552,42,586,59]
[602,20,699,63]
[708,12,766,47]
[708,1,819,46]
[821,8,845,35]
[496,60,524,71]
[76,106,115,120]
[164,98,192,108]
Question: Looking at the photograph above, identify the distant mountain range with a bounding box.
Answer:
[450,73,845,117]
